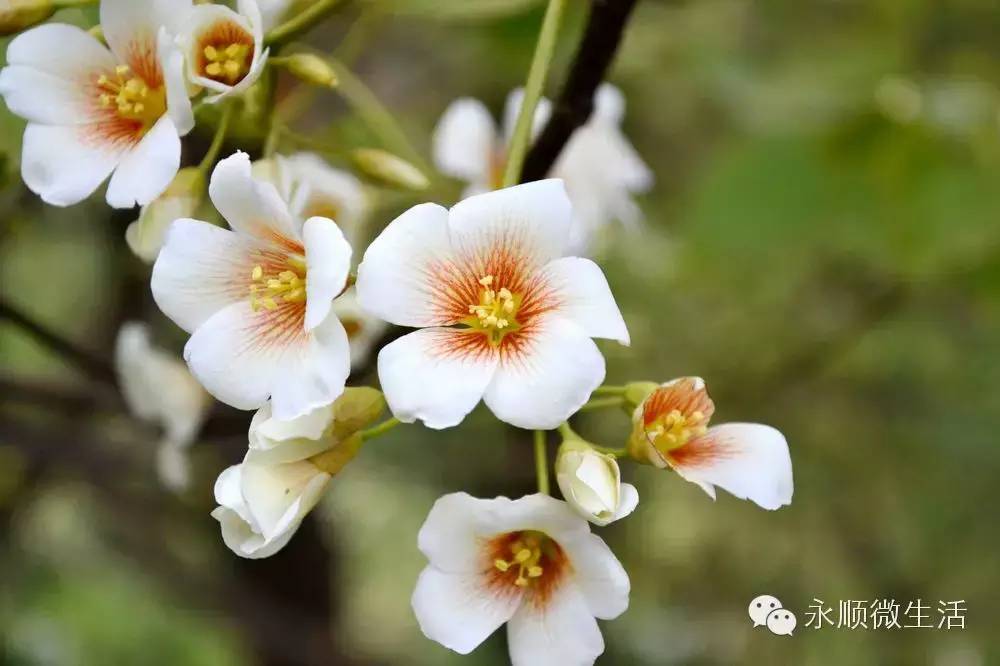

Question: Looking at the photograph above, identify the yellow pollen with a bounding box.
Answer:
[96,64,165,126]
[201,39,252,84]
[492,533,549,589]
[647,408,709,452]
[467,275,521,344]
[249,258,307,312]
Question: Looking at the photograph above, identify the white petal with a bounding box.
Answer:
[559,532,630,620]
[2,23,115,85]
[105,115,181,208]
[377,328,497,429]
[151,218,256,333]
[541,256,629,345]
[483,317,605,430]
[246,401,336,464]
[0,65,98,126]
[284,153,368,244]
[330,289,388,369]
[447,179,573,271]
[593,83,625,124]
[209,152,301,243]
[356,202,456,327]
[303,217,352,331]
[610,482,639,524]
[159,28,194,135]
[669,423,793,510]
[432,98,496,183]
[411,567,520,655]
[417,492,502,573]
[213,505,294,559]
[101,0,192,63]
[183,301,350,419]
[156,442,191,491]
[240,459,331,540]
[506,583,604,666]
[20,123,121,206]
[214,464,254,525]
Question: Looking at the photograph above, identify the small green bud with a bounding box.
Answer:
[277,53,338,88]
[623,381,659,412]
[352,148,430,191]
[331,386,385,438]
[309,432,363,476]
[0,0,54,36]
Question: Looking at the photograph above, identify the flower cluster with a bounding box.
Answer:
[1,2,794,664]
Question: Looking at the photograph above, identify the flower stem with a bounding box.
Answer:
[54,0,97,7]
[593,385,627,396]
[577,396,625,413]
[533,429,550,495]
[264,0,345,49]
[326,58,430,172]
[592,444,629,458]
[360,417,401,441]
[198,102,235,175]
[501,0,568,188]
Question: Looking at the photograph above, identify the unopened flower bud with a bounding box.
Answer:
[278,53,338,88]
[352,148,430,191]
[0,0,54,36]
[555,435,638,526]
[125,168,205,262]
[623,381,658,412]
[330,386,385,437]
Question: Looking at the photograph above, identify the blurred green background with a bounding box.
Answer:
[2,0,999,664]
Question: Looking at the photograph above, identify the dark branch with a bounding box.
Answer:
[0,297,117,385]
[520,0,641,183]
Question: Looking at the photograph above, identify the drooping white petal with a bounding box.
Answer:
[183,300,350,419]
[377,328,498,430]
[239,458,331,541]
[159,27,194,135]
[246,401,336,464]
[101,0,192,64]
[558,531,630,620]
[447,179,573,272]
[151,218,258,333]
[302,217,352,331]
[432,98,496,184]
[105,114,181,208]
[213,505,294,559]
[668,423,793,510]
[19,123,122,206]
[412,567,521,656]
[483,317,605,430]
[506,583,605,666]
[209,152,301,243]
[593,83,625,124]
[356,202,456,327]
[541,256,629,345]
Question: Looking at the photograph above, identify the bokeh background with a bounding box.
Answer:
[2,0,999,664]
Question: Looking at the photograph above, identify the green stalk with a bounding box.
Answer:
[197,102,235,174]
[577,396,625,413]
[501,0,568,187]
[534,429,550,495]
[264,0,345,49]
[360,417,401,441]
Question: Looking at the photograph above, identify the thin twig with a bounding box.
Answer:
[520,0,641,183]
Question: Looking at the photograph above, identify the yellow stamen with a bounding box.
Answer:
[249,260,308,312]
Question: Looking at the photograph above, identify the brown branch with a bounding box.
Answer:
[520,0,641,183]
[0,297,117,385]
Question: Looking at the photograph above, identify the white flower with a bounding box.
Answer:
[256,0,293,30]
[627,377,794,510]
[179,0,268,103]
[432,85,652,253]
[151,151,354,421]
[253,152,369,249]
[125,166,204,262]
[213,389,378,558]
[412,492,629,666]
[331,288,387,370]
[555,438,638,526]
[355,179,630,430]
[0,0,195,208]
[115,322,210,491]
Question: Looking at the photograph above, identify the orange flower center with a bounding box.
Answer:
[96,64,165,129]
[484,530,569,604]
[465,274,522,345]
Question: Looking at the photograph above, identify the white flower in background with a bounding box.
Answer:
[627,377,793,510]
[253,152,369,249]
[412,492,629,666]
[179,0,268,103]
[115,322,210,491]
[151,151,353,421]
[432,85,652,253]
[356,179,629,430]
[256,0,293,31]
[331,288,387,370]
[125,166,204,262]
[555,437,638,526]
[213,387,381,558]
[0,0,195,208]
